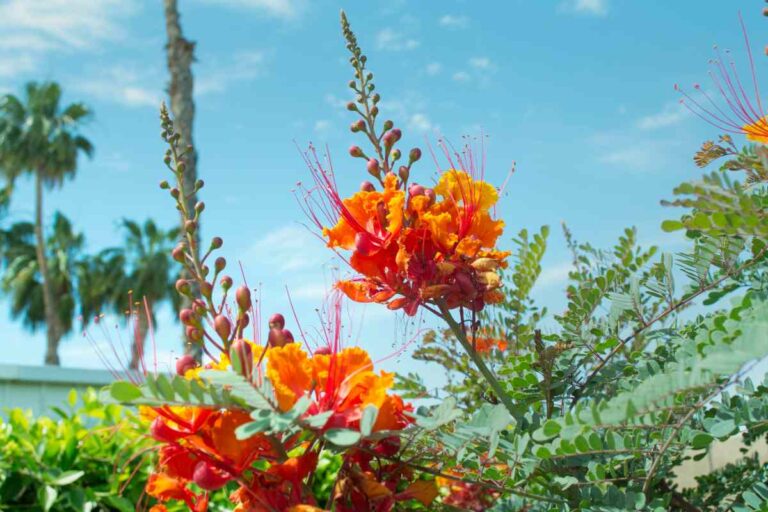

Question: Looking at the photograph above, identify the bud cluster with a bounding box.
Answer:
[340,11,421,192]
[160,105,293,379]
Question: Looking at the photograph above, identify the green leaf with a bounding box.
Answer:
[39,486,57,512]
[50,470,84,486]
[706,419,736,438]
[154,374,175,401]
[542,420,561,438]
[109,381,142,402]
[304,410,334,429]
[691,432,713,450]
[360,405,378,437]
[324,428,361,447]
[661,220,684,232]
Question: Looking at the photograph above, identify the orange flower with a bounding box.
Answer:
[266,342,313,411]
[301,144,509,317]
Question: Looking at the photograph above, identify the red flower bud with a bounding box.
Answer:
[366,158,380,176]
[409,147,422,162]
[220,275,233,290]
[185,326,203,343]
[398,166,409,183]
[192,461,229,491]
[171,245,185,263]
[346,101,357,111]
[214,315,232,340]
[175,354,197,376]
[360,181,375,192]
[215,257,226,272]
[408,183,425,197]
[201,281,213,298]
[236,286,251,311]
[239,313,250,328]
[269,313,285,329]
[390,128,402,141]
[282,329,294,343]
[211,236,223,249]
[184,220,197,233]
[230,339,253,377]
[349,145,364,158]
[179,308,195,326]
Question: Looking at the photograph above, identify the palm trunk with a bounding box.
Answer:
[129,310,150,370]
[164,0,201,360]
[34,171,61,365]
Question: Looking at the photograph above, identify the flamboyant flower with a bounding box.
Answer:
[299,142,509,316]
[676,15,768,144]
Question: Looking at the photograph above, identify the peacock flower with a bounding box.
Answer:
[299,143,509,317]
[676,15,768,144]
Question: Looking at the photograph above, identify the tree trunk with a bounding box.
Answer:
[164,0,201,360]
[129,310,150,370]
[34,172,61,365]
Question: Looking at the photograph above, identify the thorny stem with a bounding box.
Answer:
[573,245,767,405]
[437,303,520,420]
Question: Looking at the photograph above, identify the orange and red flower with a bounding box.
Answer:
[300,144,509,316]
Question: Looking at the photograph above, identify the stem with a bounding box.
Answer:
[438,304,520,419]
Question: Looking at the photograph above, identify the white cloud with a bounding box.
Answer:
[195,0,304,19]
[439,14,469,29]
[536,262,573,289]
[376,28,419,51]
[452,71,471,82]
[590,132,680,171]
[247,225,327,273]
[314,119,331,134]
[0,0,137,78]
[197,51,267,96]
[74,65,162,108]
[426,62,442,76]
[469,57,493,70]
[637,103,688,130]
[325,93,349,110]
[407,113,438,134]
[558,0,608,17]
[289,282,329,300]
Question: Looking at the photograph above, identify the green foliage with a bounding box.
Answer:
[0,389,151,511]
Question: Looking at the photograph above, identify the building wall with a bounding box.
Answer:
[0,364,114,417]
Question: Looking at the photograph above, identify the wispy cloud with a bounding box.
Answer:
[73,65,162,108]
[376,28,419,51]
[197,51,268,96]
[536,262,573,289]
[452,57,497,85]
[407,113,439,134]
[439,14,469,29]
[590,132,681,171]
[558,0,608,17]
[0,0,137,79]
[637,103,688,130]
[195,0,305,19]
[425,62,442,76]
[246,225,328,273]
[314,119,331,135]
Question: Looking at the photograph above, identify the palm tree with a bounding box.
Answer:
[0,213,84,357]
[86,219,181,369]
[0,82,92,365]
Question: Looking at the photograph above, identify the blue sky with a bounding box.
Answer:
[0,0,764,377]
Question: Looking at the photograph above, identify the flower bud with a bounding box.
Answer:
[360,181,375,192]
[348,80,356,88]
[239,313,250,328]
[236,286,251,311]
[408,183,425,197]
[179,308,195,326]
[195,201,205,213]
[175,354,197,376]
[349,145,364,158]
[171,245,185,263]
[211,236,223,249]
[220,276,233,290]
[193,299,207,316]
[471,258,500,272]
[350,120,365,133]
[282,329,294,343]
[184,220,197,233]
[170,188,180,199]
[366,158,380,177]
[201,281,213,298]
[195,179,204,190]
[159,180,170,189]
[409,148,422,163]
[390,149,401,161]
[185,326,203,343]
[175,279,191,295]
[269,313,285,329]
[382,131,396,148]
[455,272,477,298]
[370,105,379,116]
[383,120,394,130]
[268,327,293,348]
[398,166,409,183]
[163,156,172,165]
[214,315,232,341]
[177,162,186,173]
[230,339,253,377]
[215,256,226,272]
[192,461,229,491]
[372,93,380,103]
[346,101,358,111]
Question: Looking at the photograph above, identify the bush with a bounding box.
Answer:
[0,388,152,511]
